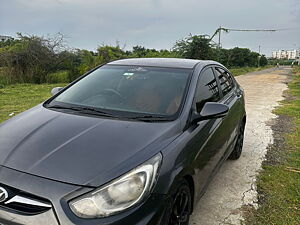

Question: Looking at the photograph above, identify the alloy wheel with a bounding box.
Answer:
[168,184,192,225]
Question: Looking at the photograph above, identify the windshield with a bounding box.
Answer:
[47,65,192,119]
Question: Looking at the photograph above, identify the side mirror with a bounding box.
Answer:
[51,87,64,96]
[191,102,229,123]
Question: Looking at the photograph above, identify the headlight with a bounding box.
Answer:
[69,153,162,218]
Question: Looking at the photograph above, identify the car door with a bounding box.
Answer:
[184,66,228,196]
[213,66,241,157]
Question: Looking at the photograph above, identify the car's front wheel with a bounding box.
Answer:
[162,180,192,225]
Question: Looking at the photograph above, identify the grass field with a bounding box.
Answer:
[245,66,300,224]
[0,83,67,123]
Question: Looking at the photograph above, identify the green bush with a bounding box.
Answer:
[46,70,69,83]
[0,33,270,84]
[0,67,11,86]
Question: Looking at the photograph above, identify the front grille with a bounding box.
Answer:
[0,183,52,215]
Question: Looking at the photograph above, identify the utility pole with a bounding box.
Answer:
[218,26,221,61]
[218,26,221,49]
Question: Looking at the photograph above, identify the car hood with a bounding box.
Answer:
[0,105,180,187]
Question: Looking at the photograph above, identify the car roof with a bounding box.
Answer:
[108,58,220,69]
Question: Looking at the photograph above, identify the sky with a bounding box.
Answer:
[1,0,299,57]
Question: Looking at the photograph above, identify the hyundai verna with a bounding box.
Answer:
[0,58,246,225]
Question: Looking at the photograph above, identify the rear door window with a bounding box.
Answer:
[214,67,234,97]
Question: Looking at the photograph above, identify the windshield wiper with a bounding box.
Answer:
[47,105,82,111]
[78,107,117,117]
[47,105,169,121]
[47,105,117,118]
[128,115,169,121]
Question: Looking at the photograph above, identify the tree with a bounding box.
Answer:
[0,33,67,83]
[259,55,268,66]
[248,52,260,67]
[173,34,215,60]
[97,45,126,63]
[77,50,98,74]
[223,47,260,67]
[132,45,149,57]
[0,38,19,49]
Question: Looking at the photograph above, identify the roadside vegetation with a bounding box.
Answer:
[0,83,66,123]
[0,33,269,86]
[230,66,273,76]
[244,66,300,225]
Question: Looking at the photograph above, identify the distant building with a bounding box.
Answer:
[272,49,300,60]
[0,35,13,42]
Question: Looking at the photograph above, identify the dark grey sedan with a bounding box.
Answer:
[0,58,246,225]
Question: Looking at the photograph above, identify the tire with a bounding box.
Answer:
[162,180,192,225]
[228,121,245,160]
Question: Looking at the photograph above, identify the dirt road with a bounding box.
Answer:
[190,67,290,225]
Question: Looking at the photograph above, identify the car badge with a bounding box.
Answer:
[0,187,8,203]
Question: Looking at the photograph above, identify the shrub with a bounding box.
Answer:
[46,70,69,83]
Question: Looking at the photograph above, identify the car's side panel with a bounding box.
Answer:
[185,117,227,199]
[155,64,246,207]
[219,94,239,157]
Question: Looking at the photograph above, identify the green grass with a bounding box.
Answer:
[0,67,11,86]
[0,83,67,123]
[245,66,300,225]
[230,65,273,76]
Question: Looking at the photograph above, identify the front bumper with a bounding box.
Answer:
[0,207,58,225]
[0,166,167,225]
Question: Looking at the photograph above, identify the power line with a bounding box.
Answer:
[226,28,277,32]
[209,27,284,46]
[210,26,291,62]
